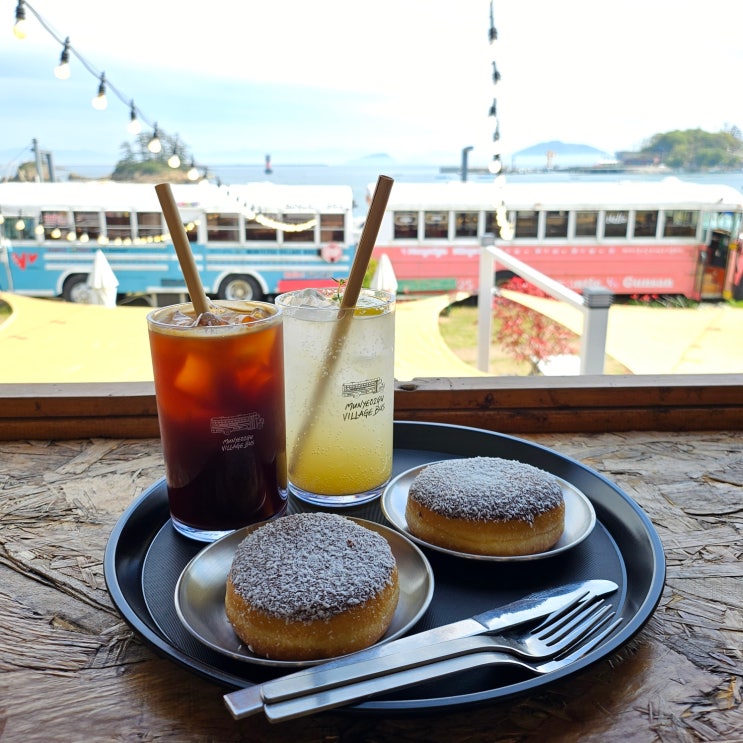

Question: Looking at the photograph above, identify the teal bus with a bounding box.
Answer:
[0,181,354,304]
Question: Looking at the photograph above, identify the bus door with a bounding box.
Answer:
[700,230,730,300]
[0,240,12,292]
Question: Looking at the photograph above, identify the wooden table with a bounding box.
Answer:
[1,431,741,742]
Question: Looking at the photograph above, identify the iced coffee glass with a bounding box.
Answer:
[275,287,395,506]
[147,300,287,541]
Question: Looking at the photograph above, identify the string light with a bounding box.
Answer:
[167,137,181,168]
[54,36,70,79]
[91,72,107,110]
[187,159,200,181]
[127,101,141,134]
[13,0,26,39]
[487,1,513,240]
[147,124,162,154]
[10,1,207,172]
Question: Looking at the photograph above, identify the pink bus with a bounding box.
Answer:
[370,179,743,301]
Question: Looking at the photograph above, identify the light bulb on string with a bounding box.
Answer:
[92,73,107,110]
[187,160,200,181]
[147,125,162,154]
[13,0,27,39]
[15,216,26,231]
[167,137,181,168]
[54,38,71,80]
[127,101,141,134]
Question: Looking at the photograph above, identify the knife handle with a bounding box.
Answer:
[263,650,521,722]
[223,635,488,719]
[263,634,492,703]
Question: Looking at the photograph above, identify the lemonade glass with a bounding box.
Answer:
[275,287,395,506]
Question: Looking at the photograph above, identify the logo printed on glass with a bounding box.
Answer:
[211,412,265,435]
[342,377,385,398]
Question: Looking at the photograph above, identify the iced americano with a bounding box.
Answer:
[147,301,287,541]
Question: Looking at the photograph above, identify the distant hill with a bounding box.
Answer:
[513,141,615,169]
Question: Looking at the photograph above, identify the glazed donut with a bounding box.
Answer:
[405,457,565,556]
[225,513,399,660]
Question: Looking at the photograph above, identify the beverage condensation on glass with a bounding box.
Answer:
[275,287,395,506]
[147,300,287,541]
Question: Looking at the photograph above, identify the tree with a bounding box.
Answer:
[492,278,575,375]
[639,128,743,170]
[112,129,194,182]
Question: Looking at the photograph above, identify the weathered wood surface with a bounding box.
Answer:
[1,432,741,742]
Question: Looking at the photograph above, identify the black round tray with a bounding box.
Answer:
[104,421,665,713]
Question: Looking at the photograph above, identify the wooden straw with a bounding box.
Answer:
[155,183,210,315]
[339,175,394,313]
[289,175,394,476]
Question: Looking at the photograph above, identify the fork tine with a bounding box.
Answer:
[546,605,615,655]
[530,589,592,634]
[546,615,623,667]
[535,598,609,643]
[532,592,605,639]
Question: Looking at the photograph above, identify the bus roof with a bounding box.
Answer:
[0,180,353,214]
[375,178,743,211]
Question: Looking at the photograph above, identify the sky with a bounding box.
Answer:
[2,0,742,176]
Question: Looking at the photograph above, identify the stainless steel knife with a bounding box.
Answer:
[261,616,623,723]
[224,578,618,719]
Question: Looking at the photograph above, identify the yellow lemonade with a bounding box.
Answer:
[276,288,395,505]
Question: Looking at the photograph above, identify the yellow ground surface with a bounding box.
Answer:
[501,290,743,375]
[1,290,741,383]
[0,291,484,383]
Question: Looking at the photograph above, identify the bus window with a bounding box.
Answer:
[41,210,73,240]
[282,213,315,243]
[320,214,344,242]
[545,210,568,238]
[106,211,133,240]
[3,213,36,240]
[245,214,278,242]
[514,210,538,238]
[393,211,418,239]
[634,210,658,238]
[575,210,598,237]
[207,213,240,242]
[424,210,448,239]
[455,211,478,237]
[137,212,162,241]
[664,210,698,237]
[74,211,100,241]
[604,210,629,238]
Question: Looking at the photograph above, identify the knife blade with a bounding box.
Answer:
[223,578,617,719]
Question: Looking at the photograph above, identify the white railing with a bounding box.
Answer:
[477,235,613,374]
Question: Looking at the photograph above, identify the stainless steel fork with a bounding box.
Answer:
[227,595,618,721]
[261,614,624,722]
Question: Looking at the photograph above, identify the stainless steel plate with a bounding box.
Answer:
[381,461,596,562]
[174,517,435,668]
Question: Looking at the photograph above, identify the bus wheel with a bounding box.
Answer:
[218,275,263,301]
[62,274,93,303]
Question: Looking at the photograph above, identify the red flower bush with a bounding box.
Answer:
[492,278,575,375]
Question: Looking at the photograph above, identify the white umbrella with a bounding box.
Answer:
[86,249,119,307]
[370,253,398,295]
